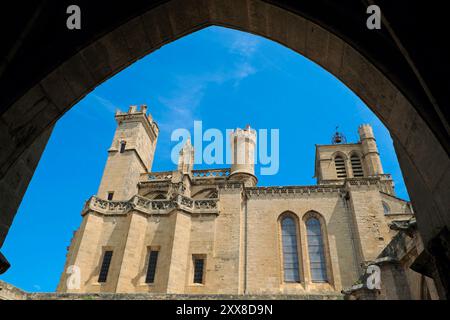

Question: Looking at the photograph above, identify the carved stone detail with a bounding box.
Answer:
[82,194,218,216]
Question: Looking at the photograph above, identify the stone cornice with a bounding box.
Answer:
[138,181,171,189]
[245,185,344,198]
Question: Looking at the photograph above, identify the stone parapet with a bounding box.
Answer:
[82,194,219,216]
[245,185,344,199]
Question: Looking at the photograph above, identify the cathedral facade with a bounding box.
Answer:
[57,105,414,295]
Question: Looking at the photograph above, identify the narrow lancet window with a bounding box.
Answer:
[119,141,126,153]
[145,250,159,283]
[306,218,327,282]
[193,257,205,284]
[281,216,300,282]
[98,250,113,283]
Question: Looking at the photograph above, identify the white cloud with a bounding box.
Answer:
[157,62,258,133]
[91,94,120,114]
[232,62,257,87]
[229,33,260,57]
[155,27,262,152]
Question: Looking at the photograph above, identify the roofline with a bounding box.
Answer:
[315,142,361,147]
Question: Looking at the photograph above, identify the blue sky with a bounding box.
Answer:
[0,26,409,292]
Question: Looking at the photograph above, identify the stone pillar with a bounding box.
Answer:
[165,211,192,293]
[214,185,244,294]
[115,212,148,293]
[57,213,109,293]
[346,183,392,263]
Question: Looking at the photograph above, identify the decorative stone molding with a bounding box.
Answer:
[194,199,218,210]
[318,179,344,185]
[192,168,230,178]
[82,196,133,215]
[138,181,171,189]
[217,182,244,190]
[245,185,344,198]
[318,175,395,195]
[347,179,379,186]
[146,171,173,181]
[82,194,219,216]
[143,168,231,182]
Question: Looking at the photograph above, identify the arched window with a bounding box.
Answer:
[350,154,364,177]
[306,218,328,282]
[382,202,390,215]
[281,216,300,282]
[334,155,347,178]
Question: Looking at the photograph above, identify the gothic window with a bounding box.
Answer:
[350,154,364,177]
[306,218,328,282]
[107,192,114,200]
[382,202,390,215]
[334,155,347,178]
[145,250,159,284]
[98,250,113,283]
[281,216,300,282]
[119,141,126,153]
[193,256,205,284]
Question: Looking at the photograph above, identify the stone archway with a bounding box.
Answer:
[0,0,448,298]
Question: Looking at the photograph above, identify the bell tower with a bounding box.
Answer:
[97,105,159,201]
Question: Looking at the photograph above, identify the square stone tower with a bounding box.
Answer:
[97,105,159,201]
[314,124,394,195]
[314,125,398,264]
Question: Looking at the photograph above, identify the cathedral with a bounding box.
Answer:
[56,105,420,297]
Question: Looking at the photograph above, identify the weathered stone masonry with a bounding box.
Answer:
[55,106,426,297]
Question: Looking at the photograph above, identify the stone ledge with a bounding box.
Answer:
[27,292,344,300]
[1,280,343,300]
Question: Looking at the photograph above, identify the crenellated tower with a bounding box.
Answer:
[229,125,257,187]
[97,105,159,201]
